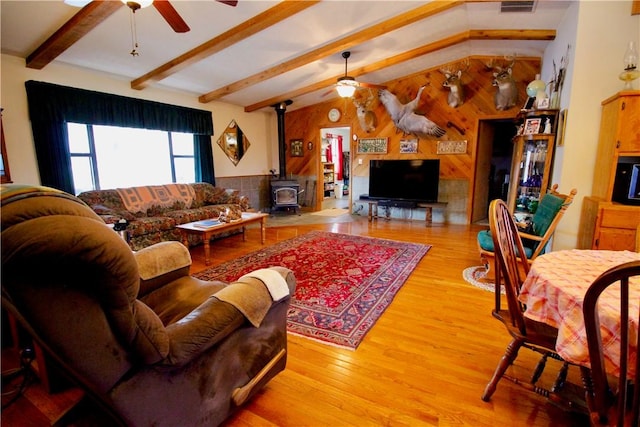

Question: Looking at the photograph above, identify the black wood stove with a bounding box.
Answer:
[270,100,301,214]
[270,179,300,213]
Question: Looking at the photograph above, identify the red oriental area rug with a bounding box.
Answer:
[195,231,431,349]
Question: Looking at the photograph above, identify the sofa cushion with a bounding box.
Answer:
[144,200,190,217]
[163,204,242,225]
[127,216,177,237]
[191,183,225,208]
[91,204,138,222]
[115,184,195,215]
[77,189,126,210]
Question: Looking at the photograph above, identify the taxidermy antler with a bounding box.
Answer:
[352,89,378,133]
[439,59,470,108]
[378,86,446,139]
[486,55,518,110]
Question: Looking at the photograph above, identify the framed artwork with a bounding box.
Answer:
[436,140,467,154]
[557,109,568,146]
[536,98,550,109]
[356,137,388,154]
[522,97,535,110]
[524,118,542,135]
[290,139,303,157]
[400,138,418,153]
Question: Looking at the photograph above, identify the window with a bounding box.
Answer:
[26,81,215,194]
[68,123,195,194]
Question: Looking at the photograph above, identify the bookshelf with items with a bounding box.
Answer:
[506,109,559,218]
[323,162,335,198]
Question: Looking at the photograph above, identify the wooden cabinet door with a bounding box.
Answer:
[594,204,640,250]
[595,227,636,251]
[616,94,640,153]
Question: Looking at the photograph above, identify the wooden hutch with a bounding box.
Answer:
[578,91,640,250]
[507,109,559,218]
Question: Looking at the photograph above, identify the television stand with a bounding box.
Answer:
[358,198,447,226]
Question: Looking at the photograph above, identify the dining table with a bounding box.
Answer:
[519,249,640,378]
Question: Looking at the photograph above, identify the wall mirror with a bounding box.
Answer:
[217,119,250,166]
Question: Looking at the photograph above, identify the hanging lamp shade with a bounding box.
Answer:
[336,77,357,98]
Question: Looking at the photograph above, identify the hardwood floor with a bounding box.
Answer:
[2,215,588,426]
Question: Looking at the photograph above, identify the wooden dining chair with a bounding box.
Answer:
[582,260,640,427]
[477,184,577,281]
[481,199,577,408]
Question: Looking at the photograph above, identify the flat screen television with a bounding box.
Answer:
[369,159,440,203]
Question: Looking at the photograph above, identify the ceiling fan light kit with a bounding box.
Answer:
[123,0,153,11]
[334,51,384,98]
[336,77,357,98]
[63,0,92,7]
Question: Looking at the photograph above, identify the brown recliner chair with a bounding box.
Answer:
[1,184,295,426]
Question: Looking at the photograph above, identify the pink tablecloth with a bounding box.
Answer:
[519,249,640,378]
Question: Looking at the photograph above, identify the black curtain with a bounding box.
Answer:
[25,80,215,194]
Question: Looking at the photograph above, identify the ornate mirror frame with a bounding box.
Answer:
[217,119,250,166]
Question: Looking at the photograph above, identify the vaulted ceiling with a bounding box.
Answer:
[1,0,573,112]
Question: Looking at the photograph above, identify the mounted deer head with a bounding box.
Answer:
[352,89,378,133]
[439,59,469,108]
[486,55,518,110]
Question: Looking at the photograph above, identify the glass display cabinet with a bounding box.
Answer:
[506,109,559,218]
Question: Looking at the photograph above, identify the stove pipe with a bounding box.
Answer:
[272,100,292,179]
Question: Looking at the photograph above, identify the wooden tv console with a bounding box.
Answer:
[358,198,447,226]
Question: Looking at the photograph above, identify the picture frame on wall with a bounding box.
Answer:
[290,139,303,157]
[523,118,542,135]
[356,137,388,154]
[399,138,418,153]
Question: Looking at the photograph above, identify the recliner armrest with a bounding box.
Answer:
[162,296,247,366]
[159,267,295,367]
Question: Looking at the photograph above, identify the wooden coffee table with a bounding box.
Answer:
[177,212,268,265]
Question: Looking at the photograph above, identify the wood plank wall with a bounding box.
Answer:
[284,56,541,218]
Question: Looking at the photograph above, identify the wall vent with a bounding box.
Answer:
[500,1,536,13]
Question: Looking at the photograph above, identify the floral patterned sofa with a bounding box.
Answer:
[78,183,250,250]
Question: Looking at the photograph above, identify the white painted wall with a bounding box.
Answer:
[1,54,279,186]
[542,1,640,250]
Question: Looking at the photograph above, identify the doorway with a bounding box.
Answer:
[472,119,517,224]
[320,127,351,211]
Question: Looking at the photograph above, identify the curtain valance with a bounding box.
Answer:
[25,80,214,135]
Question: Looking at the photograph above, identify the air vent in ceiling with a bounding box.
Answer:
[501,1,536,13]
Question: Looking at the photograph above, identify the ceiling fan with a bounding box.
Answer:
[65,0,237,34]
[332,51,386,98]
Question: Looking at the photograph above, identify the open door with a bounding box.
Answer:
[473,120,516,223]
[319,127,351,211]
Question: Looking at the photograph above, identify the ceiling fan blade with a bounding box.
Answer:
[216,0,238,6]
[357,82,387,90]
[153,1,190,33]
[321,87,337,97]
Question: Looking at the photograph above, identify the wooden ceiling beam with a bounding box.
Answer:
[26,1,123,70]
[130,0,320,90]
[198,0,464,103]
[244,29,556,112]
